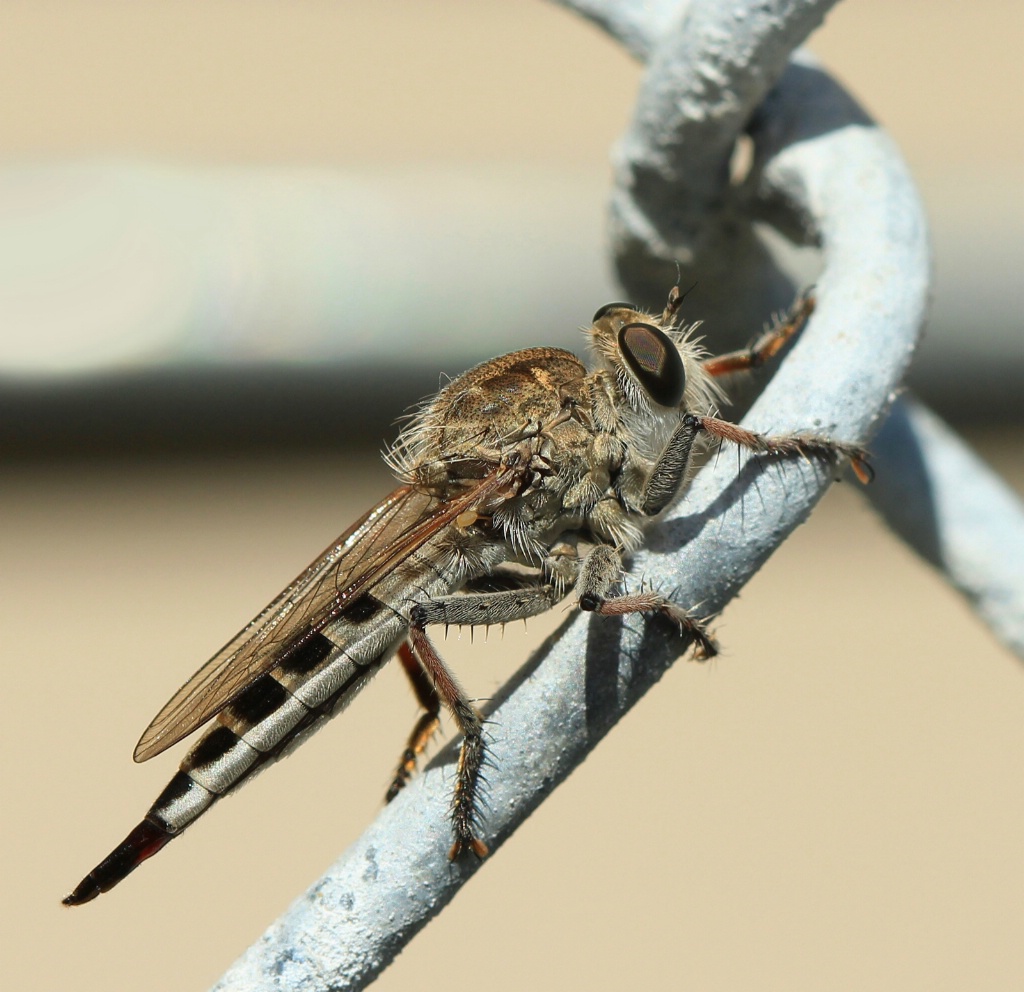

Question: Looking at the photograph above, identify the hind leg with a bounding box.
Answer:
[386,640,443,803]
[407,578,565,859]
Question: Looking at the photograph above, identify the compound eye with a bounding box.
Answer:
[592,301,636,323]
[618,322,686,407]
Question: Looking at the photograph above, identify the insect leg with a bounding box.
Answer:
[700,292,815,378]
[693,415,873,484]
[404,620,490,859]
[385,640,442,803]
[576,544,717,659]
[414,582,564,628]
[639,413,703,516]
[408,579,564,859]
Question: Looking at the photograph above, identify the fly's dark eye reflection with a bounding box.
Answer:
[592,302,635,323]
[618,322,686,407]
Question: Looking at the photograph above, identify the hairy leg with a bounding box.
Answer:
[701,293,815,378]
[385,640,442,803]
[407,577,565,859]
[575,544,717,659]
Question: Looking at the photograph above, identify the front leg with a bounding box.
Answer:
[637,411,871,519]
[639,414,703,516]
[701,292,815,378]
[694,415,873,484]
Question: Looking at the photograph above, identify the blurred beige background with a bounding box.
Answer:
[2,3,1021,991]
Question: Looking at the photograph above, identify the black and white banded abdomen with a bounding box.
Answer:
[63,597,405,905]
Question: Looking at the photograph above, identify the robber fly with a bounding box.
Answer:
[64,287,869,905]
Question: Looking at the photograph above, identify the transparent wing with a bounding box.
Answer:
[134,470,512,762]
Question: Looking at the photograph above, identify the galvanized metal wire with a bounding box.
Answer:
[212,1,1021,988]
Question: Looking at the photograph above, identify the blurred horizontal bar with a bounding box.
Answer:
[0,162,1020,457]
[0,364,436,458]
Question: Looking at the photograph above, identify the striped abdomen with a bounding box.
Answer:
[63,587,411,906]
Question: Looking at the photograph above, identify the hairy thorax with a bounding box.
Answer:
[391,347,627,552]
